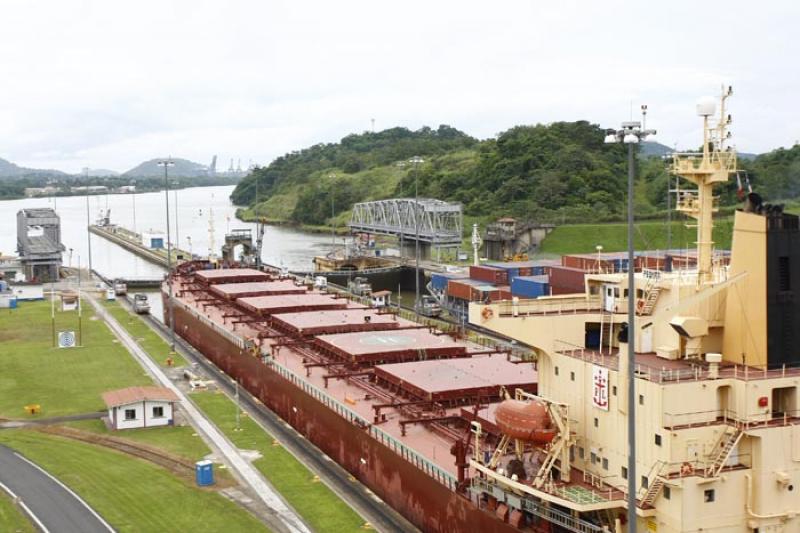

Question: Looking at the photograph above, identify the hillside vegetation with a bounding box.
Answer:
[231,123,800,230]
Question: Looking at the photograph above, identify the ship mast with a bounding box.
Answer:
[672,85,737,286]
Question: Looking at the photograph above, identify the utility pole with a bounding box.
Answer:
[131,179,138,234]
[328,173,336,253]
[174,187,180,257]
[158,158,176,352]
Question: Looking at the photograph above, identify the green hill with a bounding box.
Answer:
[122,157,207,178]
[231,124,799,232]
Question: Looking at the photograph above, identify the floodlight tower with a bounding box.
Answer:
[409,156,424,316]
[158,158,176,352]
[672,86,737,286]
[604,109,656,533]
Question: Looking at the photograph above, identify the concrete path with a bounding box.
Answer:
[0,445,114,533]
[86,293,311,533]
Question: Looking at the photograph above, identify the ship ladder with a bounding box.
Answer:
[636,279,662,316]
[709,426,743,477]
[638,461,667,508]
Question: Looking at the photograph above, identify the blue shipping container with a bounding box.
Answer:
[431,272,467,291]
[195,460,214,486]
[510,276,549,298]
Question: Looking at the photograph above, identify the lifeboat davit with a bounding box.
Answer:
[495,399,557,444]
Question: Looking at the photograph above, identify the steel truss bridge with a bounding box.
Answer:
[348,198,463,246]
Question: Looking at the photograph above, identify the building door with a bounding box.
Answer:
[717,385,732,421]
[604,285,616,313]
[641,325,653,353]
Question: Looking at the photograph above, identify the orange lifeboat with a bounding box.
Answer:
[495,399,557,445]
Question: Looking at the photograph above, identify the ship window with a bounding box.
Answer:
[590,452,597,464]
[663,486,671,500]
[641,476,649,489]
[704,489,715,503]
[612,385,617,396]
[570,371,575,381]
[578,447,585,459]
[779,257,791,291]
[639,394,644,405]
[602,457,609,470]
[594,417,599,428]
[621,466,628,479]
[655,434,662,446]
[555,366,559,376]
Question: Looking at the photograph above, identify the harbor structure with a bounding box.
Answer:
[16,208,64,282]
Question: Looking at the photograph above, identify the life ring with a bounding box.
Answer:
[481,307,494,320]
[636,299,645,313]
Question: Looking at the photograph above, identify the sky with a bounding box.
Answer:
[1,0,797,173]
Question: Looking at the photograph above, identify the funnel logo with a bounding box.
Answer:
[592,365,609,411]
[58,331,76,348]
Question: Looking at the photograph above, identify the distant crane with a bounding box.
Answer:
[208,155,217,176]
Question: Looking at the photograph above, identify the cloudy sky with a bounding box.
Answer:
[1,0,797,173]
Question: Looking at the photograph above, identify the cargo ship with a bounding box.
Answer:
[164,89,799,532]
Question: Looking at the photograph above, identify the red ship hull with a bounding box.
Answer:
[168,298,533,533]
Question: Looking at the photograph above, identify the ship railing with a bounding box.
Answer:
[470,477,608,533]
[267,358,458,491]
[664,407,800,431]
[172,297,245,350]
[553,340,620,371]
[496,296,602,317]
[659,454,752,480]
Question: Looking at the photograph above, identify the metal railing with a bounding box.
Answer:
[496,296,602,317]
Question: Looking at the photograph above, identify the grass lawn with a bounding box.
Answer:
[0,430,267,533]
[102,300,188,367]
[191,391,365,533]
[66,418,212,462]
[0,491,35,533]
[0,300,152,419]
[539,217,735,255]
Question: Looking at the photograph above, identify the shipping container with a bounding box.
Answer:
[510,275,550,298]
[548,265,586,295]
[447,278,486,301]
[430,272,467,292]
[469,265,508,285]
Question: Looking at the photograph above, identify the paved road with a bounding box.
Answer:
[0,445,114,533]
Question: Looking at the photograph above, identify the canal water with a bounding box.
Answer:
[0,185,334,319]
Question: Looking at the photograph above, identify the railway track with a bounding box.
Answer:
[124,296,418,533]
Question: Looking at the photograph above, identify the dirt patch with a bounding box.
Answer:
[0,330,21,342]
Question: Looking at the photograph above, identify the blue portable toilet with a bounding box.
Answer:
[195,460,214,486]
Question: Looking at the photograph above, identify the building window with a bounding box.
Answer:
[152,406,164,418]
[555,366,559,376]
[602,457,609,470]
[655,434,662,446]
[621,466,628,479]
[642,476,649,489]
[570,371,575,381]
[124,408,136,421]
[663,486,671,500]
[612,385,617,396]
[704,489,715,503]
[639,394,644,405]
[594,417,599,428]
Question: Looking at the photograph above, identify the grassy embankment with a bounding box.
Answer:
[0,430,266,533]
[0,491,36,533]
[102,298,366,531]
[192,391,366,533]
[0,300,266,532]
[102,299,188,367]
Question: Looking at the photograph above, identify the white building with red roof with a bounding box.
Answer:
[101,386,179,430]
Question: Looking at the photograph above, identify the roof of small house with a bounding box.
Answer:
[102,386,179,408]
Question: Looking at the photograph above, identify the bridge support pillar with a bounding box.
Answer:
[399,240,431,261]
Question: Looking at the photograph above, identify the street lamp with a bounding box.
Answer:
[84,167,93,281]
[604,109,655,532]
[409,156,424,317]
[158,158,177,352]
[328,173,336,252]
[131,179,137,234]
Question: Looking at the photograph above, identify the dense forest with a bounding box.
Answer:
[231,123,800,227]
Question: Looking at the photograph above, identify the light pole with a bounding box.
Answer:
[328,173,336,252]
[131,179,137,234]
[158,158,176,352]
[174,184,180,257]
[604,110,655,532]
[409,156,424,317]
[84,167,93,281]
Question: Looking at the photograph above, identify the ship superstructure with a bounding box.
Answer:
[470,89,800,532]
